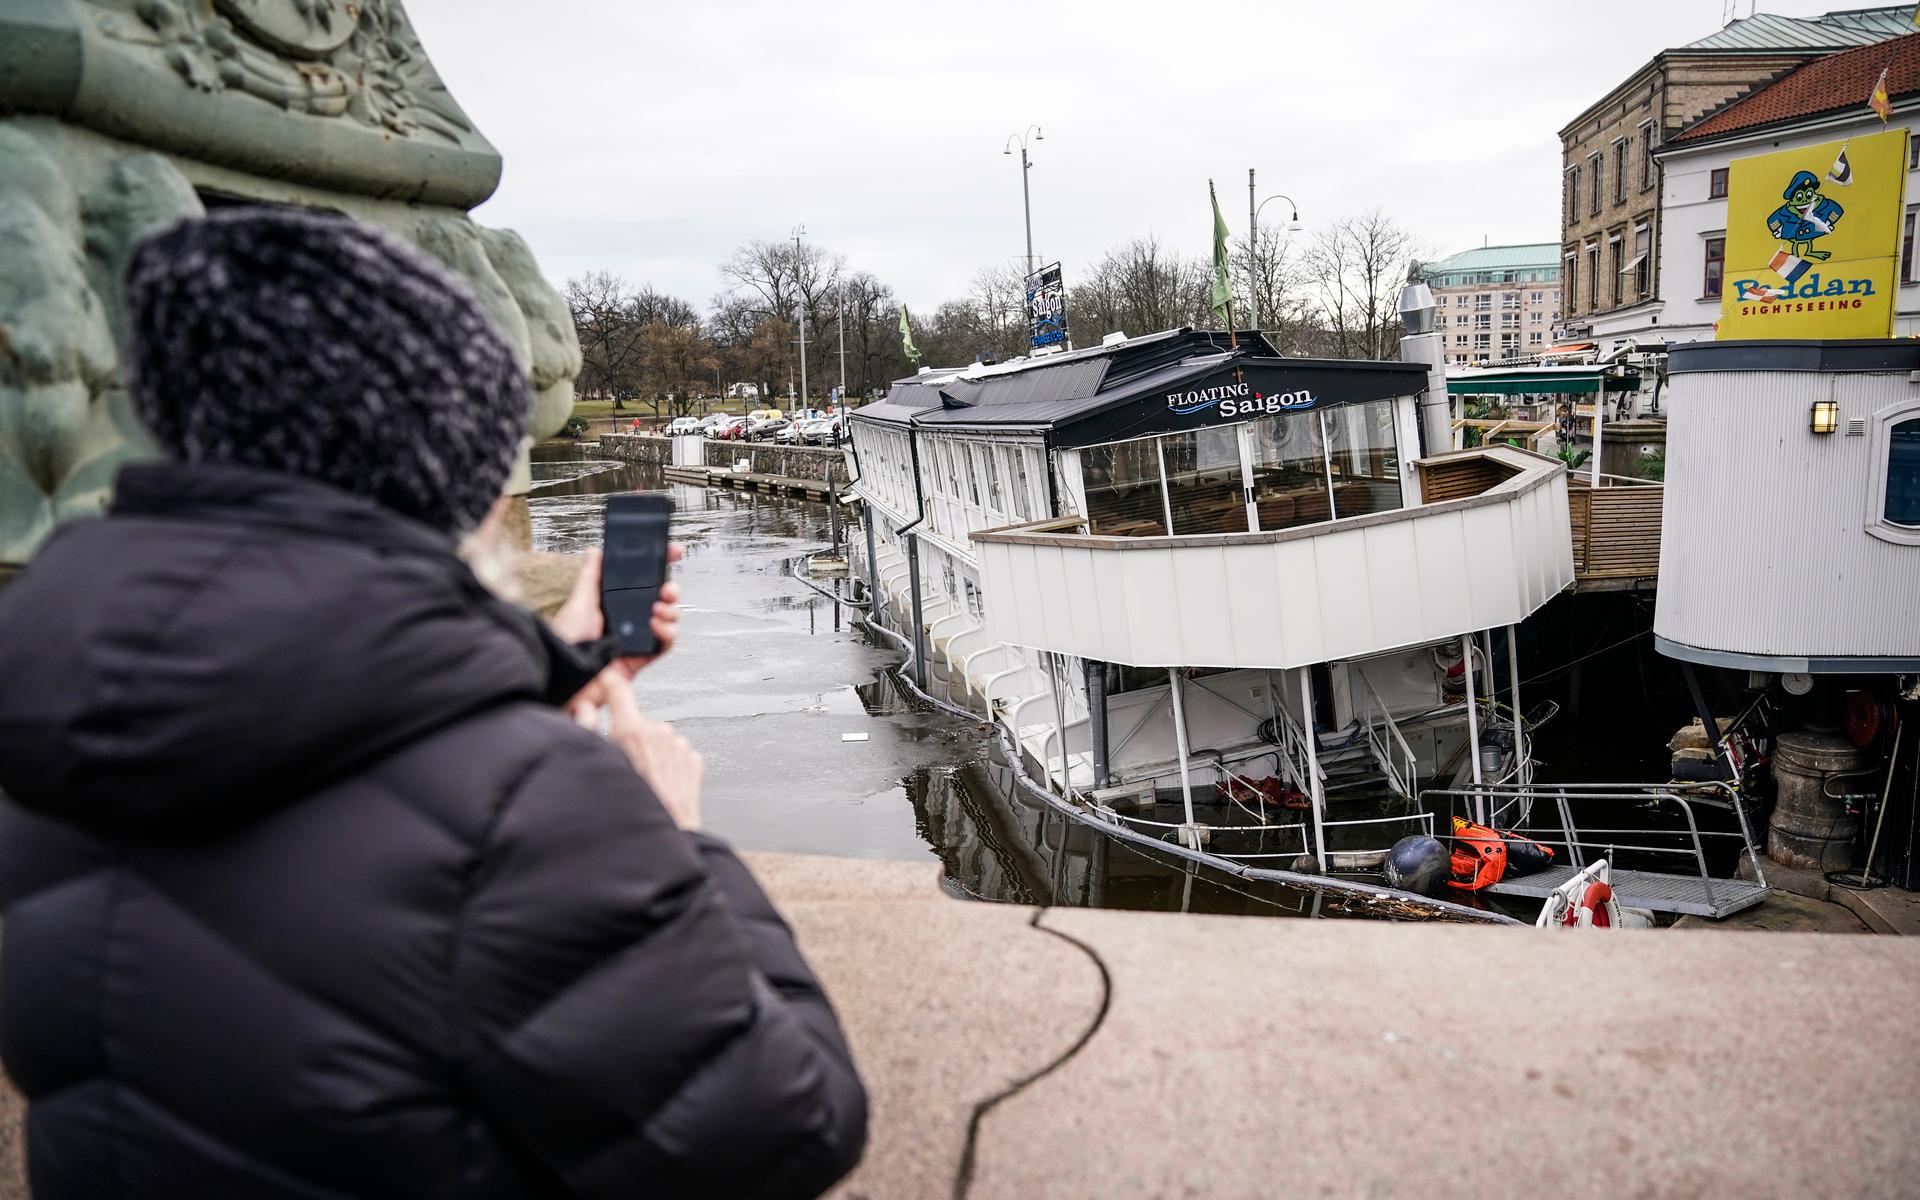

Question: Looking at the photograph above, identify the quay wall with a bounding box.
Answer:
[594,435,851,487]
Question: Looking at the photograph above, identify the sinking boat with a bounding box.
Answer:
[844,325,1579,909]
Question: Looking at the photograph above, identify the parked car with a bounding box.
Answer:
[800,416,844,445]
[709,415,750,441]
[696,412,731,433]
[745,416,790,442]
[747,408,784,423]
[774,421,807,445]
[665,416,703,435]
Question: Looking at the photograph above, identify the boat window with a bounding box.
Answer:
[1162,426,1249,536]
[962,443,982,505]
[1010,448,1033,519]
[1081,440,1167,536]
[1246,409,1332,531]
[983,444,1004,512]
[1886,416,1920,527]
[1324,399,1404,519]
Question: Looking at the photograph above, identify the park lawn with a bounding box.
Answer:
[571,398,755,420]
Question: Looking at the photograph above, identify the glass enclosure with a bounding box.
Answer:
[1247,409,1331,531]
[1324,400,1403,519]
[1081,399,1405,538]
[1162,426,1249,535]
[1082,440,1168,536]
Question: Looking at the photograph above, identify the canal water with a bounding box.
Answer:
[527,444,1478,921]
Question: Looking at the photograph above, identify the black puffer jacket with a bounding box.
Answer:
[0,463,866,1199]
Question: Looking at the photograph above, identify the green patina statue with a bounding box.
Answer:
[0,0,581,569]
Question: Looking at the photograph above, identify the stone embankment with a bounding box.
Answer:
[593,433,850,486]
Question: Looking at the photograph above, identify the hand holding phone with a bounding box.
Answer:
[601,494,674,657]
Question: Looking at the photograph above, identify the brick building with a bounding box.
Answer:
[1419,244,1561,366]
[1557,5,1916,344]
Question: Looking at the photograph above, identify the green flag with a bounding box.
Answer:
[1209,181,1233,323]
[899,305,921,365]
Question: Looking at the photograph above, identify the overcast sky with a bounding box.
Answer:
[409,1,1866,313]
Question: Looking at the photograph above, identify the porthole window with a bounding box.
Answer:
[1867,403,1920,545]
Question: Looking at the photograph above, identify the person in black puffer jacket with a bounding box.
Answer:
[0,209,867,1199]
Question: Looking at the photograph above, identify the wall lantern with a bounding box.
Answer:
[1810,400,1839,435]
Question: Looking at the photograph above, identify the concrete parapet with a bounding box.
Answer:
[743,852,1920,1200]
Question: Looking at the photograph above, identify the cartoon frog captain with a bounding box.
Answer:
[1767,169,1844,260]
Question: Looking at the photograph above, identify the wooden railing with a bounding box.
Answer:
[1416,455,1521,503]
[1568,476,1663,587]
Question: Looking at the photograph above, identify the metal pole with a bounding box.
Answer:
[1462,633,1484,818]
[1050,653,1073,799]
[1167,669,1198,843]
[793,231,809,411]
[1021,145,1035,277]
[1085,658,1110,789]
[1299,666,1327,872]
[1589,388,1605,487]
[1507,624,1528,787]
[836,279,847,404]
[862,506,883,628]
[906,535,927,690]
[1248,167,1258,333]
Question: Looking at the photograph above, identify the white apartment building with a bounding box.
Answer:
[1419,244,1562,367]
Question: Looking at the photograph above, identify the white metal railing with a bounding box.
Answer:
[1353,669,1420,801]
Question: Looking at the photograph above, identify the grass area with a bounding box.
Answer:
[572,397,762,421]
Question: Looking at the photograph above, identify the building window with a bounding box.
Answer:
[1564,251,1577,313]
[1904,209,1918,284]
[1586,244,1600,307]
[1640,120,1656,190]
[1702,234,1725,298]
[1632,223,1652,297]
[1608,235,1624,305]
[1567,166,1580,224]
[1474,333,1490,351]
[1868,403,1920,544]
[1709,168,1728,199]
[1589,152,1602,215]
[1910,138,1920,170]
[1529,331,1544,344]
[1613,138,1628,202]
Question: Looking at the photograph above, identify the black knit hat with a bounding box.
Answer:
[123,207,530,534]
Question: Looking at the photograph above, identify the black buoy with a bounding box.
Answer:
[1384,835,1450,897]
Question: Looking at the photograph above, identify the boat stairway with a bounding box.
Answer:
[1422,783,1772,921]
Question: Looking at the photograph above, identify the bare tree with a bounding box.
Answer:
[717,238,848,402]
[1068,237,1208,342]
[1299,211,1421,360]
[1234,226,1313,354]
[566,271,647,409]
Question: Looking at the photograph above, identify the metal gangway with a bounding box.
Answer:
[1422,782,1772,920]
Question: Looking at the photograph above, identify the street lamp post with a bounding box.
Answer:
[1247,168,1302,335]
[1003,125,1044,277]
[792,224,808,411]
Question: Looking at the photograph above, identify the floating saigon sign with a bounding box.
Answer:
[1026,262,1069,352]
[1720,127,1909,340]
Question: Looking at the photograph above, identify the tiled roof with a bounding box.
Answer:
[1681,6,1915,52]
[1675,29,1920,142]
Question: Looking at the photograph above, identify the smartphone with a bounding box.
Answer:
[601,493,674,656]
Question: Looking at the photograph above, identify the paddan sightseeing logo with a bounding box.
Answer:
[1719,127,1909,340]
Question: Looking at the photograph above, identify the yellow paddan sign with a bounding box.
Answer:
[1719,127,1910,340]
